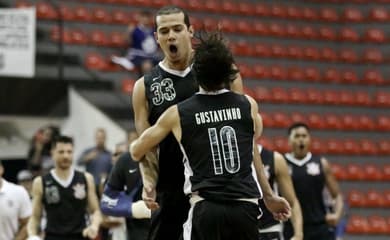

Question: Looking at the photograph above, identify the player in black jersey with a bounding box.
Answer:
[27,136,102,240]
[131,32,291,240]
[282,123,343,240]
[257,145,303,240]
[132,5,243,240]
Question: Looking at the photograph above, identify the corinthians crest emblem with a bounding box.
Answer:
[73,183,86,199]
[306,162,320,176]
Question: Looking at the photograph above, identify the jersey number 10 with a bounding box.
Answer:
[208,126,241,175]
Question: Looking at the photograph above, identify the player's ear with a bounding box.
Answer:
[154,31,159,44]
[188,25,194,38]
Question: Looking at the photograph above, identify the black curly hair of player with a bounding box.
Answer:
[193,32,239,92]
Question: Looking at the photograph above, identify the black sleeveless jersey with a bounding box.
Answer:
[178,91,260,201]
[42,170,88,235]
[144,63,198,191]
[258,146,280,228]
[284,153,326,225]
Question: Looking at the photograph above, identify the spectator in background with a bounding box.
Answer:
[17,169,34,198]
[0,160,32,240]
[111,11,161,76]
[78,128,112,192]
[101,132,150,240]
[27,125,60,177]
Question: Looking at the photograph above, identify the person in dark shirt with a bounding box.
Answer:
[27,136,102,240]
[131,32,291,240]
[283,123,344,240]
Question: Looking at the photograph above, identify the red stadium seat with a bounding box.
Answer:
[311,138,326,154]
[367,215,388,234]
[220,1,237,15]
[330,163,346,180]
[320,7,339,22]
[187,1,203,11]
[340,49,358,63]
[238,2,254,16]
[219,19,237,34]
[364,164,384,181]
[302,7,318,21]
[363,70,385,85]
[287,6,302,20]
[290,112,306,123]
[366,190,385,207]
[369,8,389,22]
[306,88,324,104]
[109,31,126,48]
[354,91,372,106]
[346,215,369,234]
[36,2,57,20]
[342,114,359,130]
[15,1,32,8]
[378,140,390,155]
[204,0,219,13]
[269,66,287,80]
[236,20,252,35]
[320,47,338,62]
[273,137,289,153]
[343,139,360,155]
[375,91,390,107]
[342,8,364,22]
[50,26,71,43]
[348,190,366,207]
[269,23,286,37]
[358,115,375,131]
[303,46,320,60]
[377,116,390,131]
[121,78,135,93]
[70,29,88,45]
[272,112,291,128]
[253,87,271,102]
[92,8,112,23]
[258,137,275,150]
[323,68,341,83]
[287,46,303,60]
[319,26,337,41]
[341,70,359,84]
[253,22,269,36]
[254,3,271,17]
[74,6,92,22]
[270,87,289,103]
[339,27,360,42]
[360,139,378,155]
[90,30,109,46]
[85,52,107,71]
[230,41,250,56]
[270,4,287,18]
[203,18,218,31]
[287,66,305,82]
[304,67,321,82]
[286,24,301,39]
[289,88,307,103]
[364,28,386,43]
[260,112,272,128]
[301,26,318,40]
[325,114,342,130]
[59,5,75,21]
[339,90,355,105]
[384,165,390,181]
[363,49,384,64]
[236,63,253,78]
[326,139,344,154]
[307,113,325,129]
[384,191,390,207]
[253,64,270,79]
[112,10,129,25]
[254,43,271,57]
[323,90,339,105]
[346,164,365,180]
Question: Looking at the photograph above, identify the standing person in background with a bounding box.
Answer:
[0,160,32,240]
[78,128,112,193]
[132,5,243,240]
[101,132,150,240]
[257,145,303,240]
[28,136,102,240]
[112,11,161,76]
[131,32,290,240]
[283,123,344,240]
[17,169,34,198]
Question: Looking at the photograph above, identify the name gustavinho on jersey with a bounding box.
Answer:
[195,108,242,125]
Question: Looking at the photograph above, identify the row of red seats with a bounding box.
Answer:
[332,163,390,181]
[18,1,389,43]
[259,111,390,131]
[258,137,390,156]
[237,63,388,86]
[231,42,387,64]
[66,0,390,23]
[348,189,390,207]
[310,0,390,3]
[248,86,390,107]
[347,215,390,234]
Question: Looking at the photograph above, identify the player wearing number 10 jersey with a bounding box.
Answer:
[131,32,291,240]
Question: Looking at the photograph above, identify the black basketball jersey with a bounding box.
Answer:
[258,146,280,229]
[178,91,260,201]
[144,63,198,191]
[284,153,326,225]
[42,170,88,235]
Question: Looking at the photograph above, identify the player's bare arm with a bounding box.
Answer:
[274,152,303,240]
[246,95,291,221]
[82,173,102,239]
[27,177,43,238]
[132,77,159,189]
[15,216,29,240]
[322,158,344,227]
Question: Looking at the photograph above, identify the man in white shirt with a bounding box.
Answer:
[0,160,32,240]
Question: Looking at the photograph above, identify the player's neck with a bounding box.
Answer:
[54,167,72,180]
[291,152,309,160]
[162,50,193,71]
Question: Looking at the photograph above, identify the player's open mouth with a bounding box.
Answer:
[299,144,305,150]
[169,45,178,54]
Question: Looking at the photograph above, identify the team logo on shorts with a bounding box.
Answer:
[306,162,320,176]
[73,183,86,199]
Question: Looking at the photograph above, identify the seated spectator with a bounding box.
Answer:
[111,11,161,76]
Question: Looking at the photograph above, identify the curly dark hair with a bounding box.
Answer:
[193,32,239,92]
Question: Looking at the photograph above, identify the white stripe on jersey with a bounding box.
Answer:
[179,142,193,195]
[183,203,195,240]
